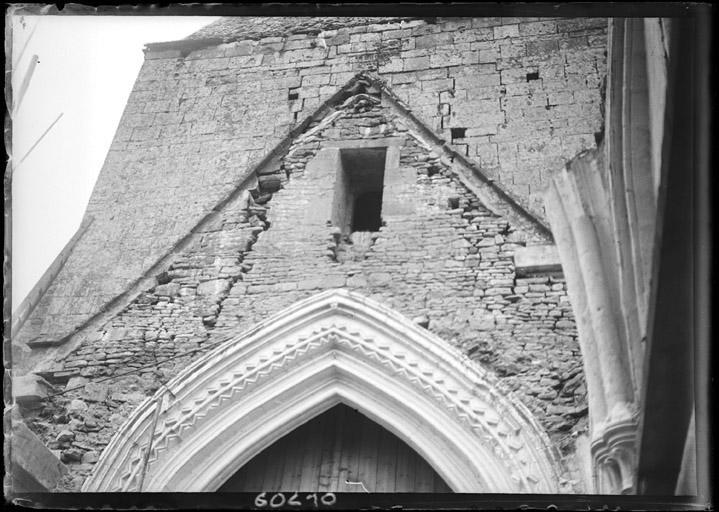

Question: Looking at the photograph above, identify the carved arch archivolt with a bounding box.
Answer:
[83,289,562,493]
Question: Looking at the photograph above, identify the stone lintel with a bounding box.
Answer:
[514,244,562,276]
[322,136,405,149]
[13,374,55,405]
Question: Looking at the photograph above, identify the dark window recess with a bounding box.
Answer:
[288,88,299,101]
[332,147,387,234]
[526,71,540,82]
[352,191,383,232]
[450,127,467,141]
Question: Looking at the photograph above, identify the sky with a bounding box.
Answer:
[10,15,219,312]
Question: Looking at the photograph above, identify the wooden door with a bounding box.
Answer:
[218,404,452,492]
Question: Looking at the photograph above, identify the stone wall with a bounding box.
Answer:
[15,17,607,368]
[23,90,587,492]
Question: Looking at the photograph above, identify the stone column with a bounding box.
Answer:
[544,163,639,494]
[554,168,635,421]
[543,180,607,428]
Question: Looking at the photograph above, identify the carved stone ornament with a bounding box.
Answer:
[82,289,562,492]
[591,410,639,494]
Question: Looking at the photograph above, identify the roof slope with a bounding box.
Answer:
[187,16,414,42]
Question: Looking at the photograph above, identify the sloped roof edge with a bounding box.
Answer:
[142,17,422,57]
[11,216,95,340]
[184,16,420,44]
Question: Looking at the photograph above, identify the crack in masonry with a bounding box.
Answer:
[327,227,341,263]
[199,198,271,334]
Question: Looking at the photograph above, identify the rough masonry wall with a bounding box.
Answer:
[16,17,607,362]
[212,97,587,446]
[24,94,587,492]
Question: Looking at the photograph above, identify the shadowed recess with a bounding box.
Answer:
[218,404,452,493]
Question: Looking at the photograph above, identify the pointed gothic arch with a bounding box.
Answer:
[82,289,562,493]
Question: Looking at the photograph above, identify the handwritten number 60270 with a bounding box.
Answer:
[254,492,337,508]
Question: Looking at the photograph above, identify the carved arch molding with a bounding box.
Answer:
[83,290,562,492]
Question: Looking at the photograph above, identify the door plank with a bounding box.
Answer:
[316,406,337,492]
[217,404,452,493]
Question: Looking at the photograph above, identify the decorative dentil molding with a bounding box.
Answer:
[83,290,562,493]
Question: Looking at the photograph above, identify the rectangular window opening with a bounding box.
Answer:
[450,127,467,142]
[288,88,299,101]
[333,147,387,235]
[526,71,540,82]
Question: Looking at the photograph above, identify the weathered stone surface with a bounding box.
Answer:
[514,244,562,275]
[110,391,147,403]
[60,448,84,463]
[188,17,412,42]
[16,16,602,493]
[67,399,88,414]
[154,283,181,297]
[197,279,231,296]
[65,376,88,390]
[81,451,100,464]
[83,382,109,403]
[412,315,430,328]
[15,16,606,355]
[11,415,68,491]
[55,430,75,443]
[13,375,54,405]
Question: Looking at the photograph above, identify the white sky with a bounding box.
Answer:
[10,15,219,312]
